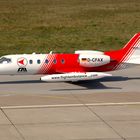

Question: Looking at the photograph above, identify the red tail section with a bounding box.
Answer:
[122,32,140,62]
[105,33,140,70]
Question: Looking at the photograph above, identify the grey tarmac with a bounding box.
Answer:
[0,66,140,140]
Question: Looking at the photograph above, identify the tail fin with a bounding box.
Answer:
[121,32,140,64]
[108,33,140,70]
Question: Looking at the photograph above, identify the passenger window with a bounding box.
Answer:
[61,59,65,64]
[29,60,33,64]
[53,59,57,64]
[45,59,49,64]
[37,60,41,64]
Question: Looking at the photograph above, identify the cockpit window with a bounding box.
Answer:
[0,57,11,64]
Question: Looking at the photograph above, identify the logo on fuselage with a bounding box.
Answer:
[17,58,28,67]
[17,68,27,72]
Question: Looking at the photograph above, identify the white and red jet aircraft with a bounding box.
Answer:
[0,33,140,82]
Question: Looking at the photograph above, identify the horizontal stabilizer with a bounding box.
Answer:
[124,55,140,64]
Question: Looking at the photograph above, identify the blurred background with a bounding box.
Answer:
[0,0,140,55]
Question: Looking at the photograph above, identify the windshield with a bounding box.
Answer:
[0,57,11,64]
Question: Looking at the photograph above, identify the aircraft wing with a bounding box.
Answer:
[40,72,112,82]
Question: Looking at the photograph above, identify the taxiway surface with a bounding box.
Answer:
[0,66,140,95]
[0,66,140,140]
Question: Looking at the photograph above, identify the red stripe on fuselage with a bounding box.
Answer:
[37,54,85,74]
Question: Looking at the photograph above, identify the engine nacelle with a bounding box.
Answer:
[79,54,110,67]
[75,50,104,55]
[41,72,112,82]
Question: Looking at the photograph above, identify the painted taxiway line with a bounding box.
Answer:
[1,102,140,109]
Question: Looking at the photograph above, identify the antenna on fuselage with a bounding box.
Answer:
[49,51,53,54]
